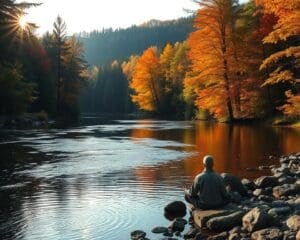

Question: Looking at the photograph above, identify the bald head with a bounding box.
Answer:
[203,155,214,170]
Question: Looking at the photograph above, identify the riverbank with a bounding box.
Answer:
[131,153,300,240]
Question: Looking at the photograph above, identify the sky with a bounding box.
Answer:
[20,0,200,35]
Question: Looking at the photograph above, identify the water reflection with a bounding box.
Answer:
[0,120,299,240]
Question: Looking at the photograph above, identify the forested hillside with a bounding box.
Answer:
[78,17,194,65]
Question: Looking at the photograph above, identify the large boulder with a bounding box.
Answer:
[273,184,300,198]
[164,201,186,220]
[242,207,276,232]
[255,176,279,188]
[207,211,246,232]
[193,209,233,228]
[287,215,300,231]
[251,228,283,240]
[221,173,248,197]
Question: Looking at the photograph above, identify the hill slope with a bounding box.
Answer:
[78,17,194,65]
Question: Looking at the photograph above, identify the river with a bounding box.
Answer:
[0,118,299,240]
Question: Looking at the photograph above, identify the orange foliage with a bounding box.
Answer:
[130,47,161,112]
[278,90,300,117]
[185,1,238,120]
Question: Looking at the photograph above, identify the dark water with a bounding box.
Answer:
[0,119,299,240]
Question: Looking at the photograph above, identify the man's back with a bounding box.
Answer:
[189,170,229,209]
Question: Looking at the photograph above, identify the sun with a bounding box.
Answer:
[18,16,28,29]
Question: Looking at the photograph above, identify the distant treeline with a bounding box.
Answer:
[77,17,194,66]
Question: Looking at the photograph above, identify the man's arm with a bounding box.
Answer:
[189,176,200,197]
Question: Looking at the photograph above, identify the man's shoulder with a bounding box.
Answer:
[197,171,222,180]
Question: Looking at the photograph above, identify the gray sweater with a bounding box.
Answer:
[189,170,230,207]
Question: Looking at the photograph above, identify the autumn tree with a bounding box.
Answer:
[257,0,300,118]
[185,0,240,121]
[130,47,162,112]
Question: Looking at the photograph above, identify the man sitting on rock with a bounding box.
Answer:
[185,155,230,210]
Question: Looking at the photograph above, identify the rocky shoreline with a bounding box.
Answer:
[131,153,300,240]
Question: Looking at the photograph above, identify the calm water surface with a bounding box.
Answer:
[0,119,299,240]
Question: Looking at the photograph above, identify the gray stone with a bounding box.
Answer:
[287,215,300,231]
[183,228,198,239]
[258,195,274,202]
[168,218,187,232]
[131,230,146,240]
[255,176,279,188]
[242,179,256,190]
[253,189,266,197]
[221,173,248,197]
[242,207,276,232]
[273,184,300,198]
[251,228,283,240]
[151,226,168,234]
[278,176,296,185]
[207,211,246,232]
[268,207,291,217]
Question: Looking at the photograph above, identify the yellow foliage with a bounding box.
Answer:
[278,90,300,117]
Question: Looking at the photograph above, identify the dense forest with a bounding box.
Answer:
[77,17,194,66]
[0,0,299,124]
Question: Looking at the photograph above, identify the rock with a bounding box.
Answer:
[268,207,291,217]
[195,232,208,240]
[221,173,248,197]
[269,200,290,208]
[208,232,228,240]
[131,230,146,240]
[287,215,300,231]
[229,191,243,204]
[183,228,199,239]
[253,189,267,197]
[273,184,300,198]
[259,166,271,170]
[168,218,187,232]
[272,166,293,176]
[242,207,276,232]
[151,226,168,234]
[193,209,234,229]
[255,176,279,188]
[251,228,283,240]
[242,179,256,190]
[284,230,297,240]
[229,233,240,240]
[258,195,274,202]
[164,201,187,220]
[207,211,246,232]
[278,176,296,185]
